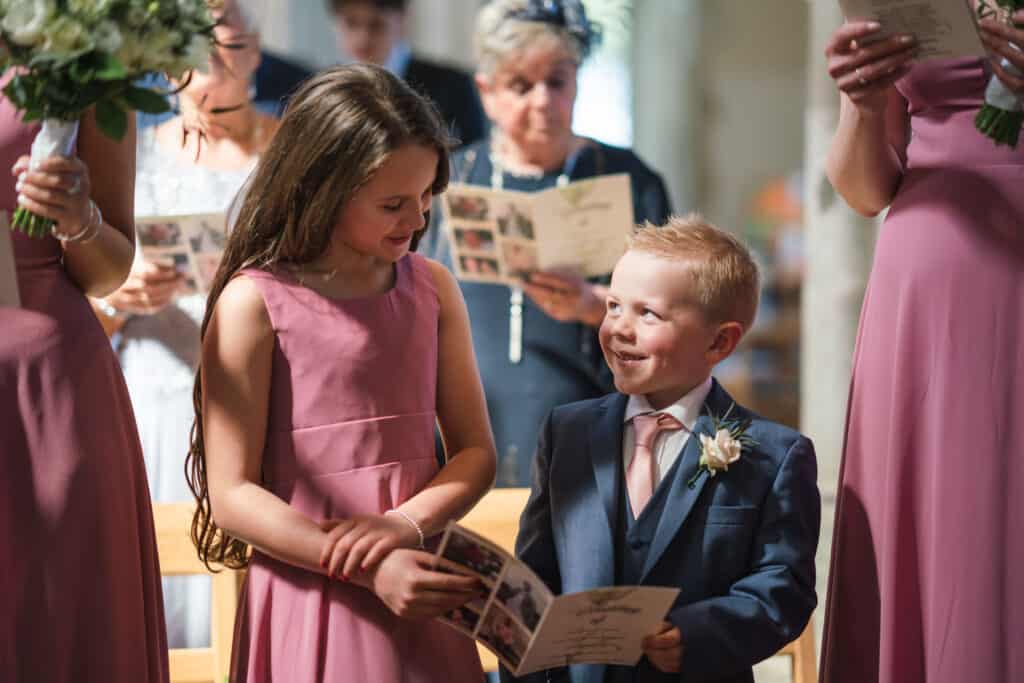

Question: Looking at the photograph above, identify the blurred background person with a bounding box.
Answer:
[92,0,280,650]
[326,0,487,146]
[422,0,671,487]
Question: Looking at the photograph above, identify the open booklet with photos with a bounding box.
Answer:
[0,212,20,308]
[837,0,989,60]
[136,213,226,296]
[442,174,635,286]
[434,523,679,676]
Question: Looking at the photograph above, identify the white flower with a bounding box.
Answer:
[67,0,113,16]
[114,31,146,70]
[2,0,56,47]
[41,15,93,58]
[165,33,211,78]
[698,429,742,476]
[92,20,122,54]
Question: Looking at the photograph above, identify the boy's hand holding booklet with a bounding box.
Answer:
[442,174,634,286]
[433,523,678,676]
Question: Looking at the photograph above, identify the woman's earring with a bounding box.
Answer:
[248,84,257,102]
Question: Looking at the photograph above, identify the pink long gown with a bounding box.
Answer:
[230,255,483,682]
[821,58,1024,683]
[0,103,169,677]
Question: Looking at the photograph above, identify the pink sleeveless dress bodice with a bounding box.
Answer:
[0,99,168,678]
[821,58,1024,683]
[232,255,482,682]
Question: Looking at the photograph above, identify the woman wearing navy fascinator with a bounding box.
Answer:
[421,0,671,488]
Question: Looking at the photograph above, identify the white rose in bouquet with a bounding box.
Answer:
[2,0,56,46]
[114,32,147,70]
[68,0,114,16]
[92,20,122,54]
[41,16,93,59]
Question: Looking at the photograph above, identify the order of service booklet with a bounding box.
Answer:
[434,523,679,676]
[838,0,989,60]
[441,173,635,286]
[136,213,226,296]
[0,212,20,308]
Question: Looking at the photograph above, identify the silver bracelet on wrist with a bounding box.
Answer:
[93,297,128,321]
[387,508,426,549]
[52,200,103,244]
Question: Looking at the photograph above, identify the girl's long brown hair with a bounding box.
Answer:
[186,64,453,569]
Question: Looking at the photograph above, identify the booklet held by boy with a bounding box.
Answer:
[442,174,635,286]
[136,213,226,296]
[434,523,679,676]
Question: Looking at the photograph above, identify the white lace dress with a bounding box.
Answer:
[123,125,254,649]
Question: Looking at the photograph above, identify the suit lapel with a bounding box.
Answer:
[639,380,735,581]
[588,393,628,561]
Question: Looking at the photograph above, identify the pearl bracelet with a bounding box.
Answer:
[386,508,426,549]
[52,200,103,244]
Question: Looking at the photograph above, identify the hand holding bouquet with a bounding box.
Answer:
[975,0,1024,147]
[0,0,217,237]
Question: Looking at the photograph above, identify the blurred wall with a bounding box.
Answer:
[249,0,479,70]
[698,0,808,231]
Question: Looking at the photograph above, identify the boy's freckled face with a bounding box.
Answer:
[599,250,719,409]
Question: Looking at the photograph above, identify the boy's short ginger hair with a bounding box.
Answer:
[628,214,761,331]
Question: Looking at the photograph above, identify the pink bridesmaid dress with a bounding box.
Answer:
[0,100,169,678]
[230,254,483,682]
[821,58,1024,683]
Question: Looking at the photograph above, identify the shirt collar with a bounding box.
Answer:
[340,41,412,78]
[623,376,713,432]
[384,41,412,78]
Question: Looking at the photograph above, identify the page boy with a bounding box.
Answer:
[504,215,820,683]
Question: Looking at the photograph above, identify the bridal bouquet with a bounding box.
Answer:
[0,0,217,237]
[975,0,1024,148]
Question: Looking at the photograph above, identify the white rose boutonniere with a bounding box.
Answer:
[687,404,756,488]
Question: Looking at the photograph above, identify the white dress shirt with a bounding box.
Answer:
[622,377,713,487]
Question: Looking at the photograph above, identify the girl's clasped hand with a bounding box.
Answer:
[319,513,485,620]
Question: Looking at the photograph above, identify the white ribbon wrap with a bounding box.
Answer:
[29,118,79,170]
[984,43,1024,112]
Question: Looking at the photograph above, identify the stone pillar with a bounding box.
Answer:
[801,2,876,507]
[631,0,702,212]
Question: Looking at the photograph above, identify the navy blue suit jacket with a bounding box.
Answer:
[506,380,820,683]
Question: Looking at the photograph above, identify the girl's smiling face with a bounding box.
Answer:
[332,143,439,262]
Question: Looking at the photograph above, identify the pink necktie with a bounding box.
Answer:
[627,413,683,517]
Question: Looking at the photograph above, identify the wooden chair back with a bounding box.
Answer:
[153,502,240,683]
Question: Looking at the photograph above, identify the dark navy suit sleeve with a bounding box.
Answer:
[670,436,820,682]
[501,411,569,683]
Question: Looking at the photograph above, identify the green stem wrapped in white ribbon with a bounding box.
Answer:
[975,0,1024,147]
[12,118,80,238]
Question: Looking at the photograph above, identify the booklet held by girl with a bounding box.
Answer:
[434,523,678,676]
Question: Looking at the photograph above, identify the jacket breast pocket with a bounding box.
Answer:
[706,504,759,526]
[701,505,760,589]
